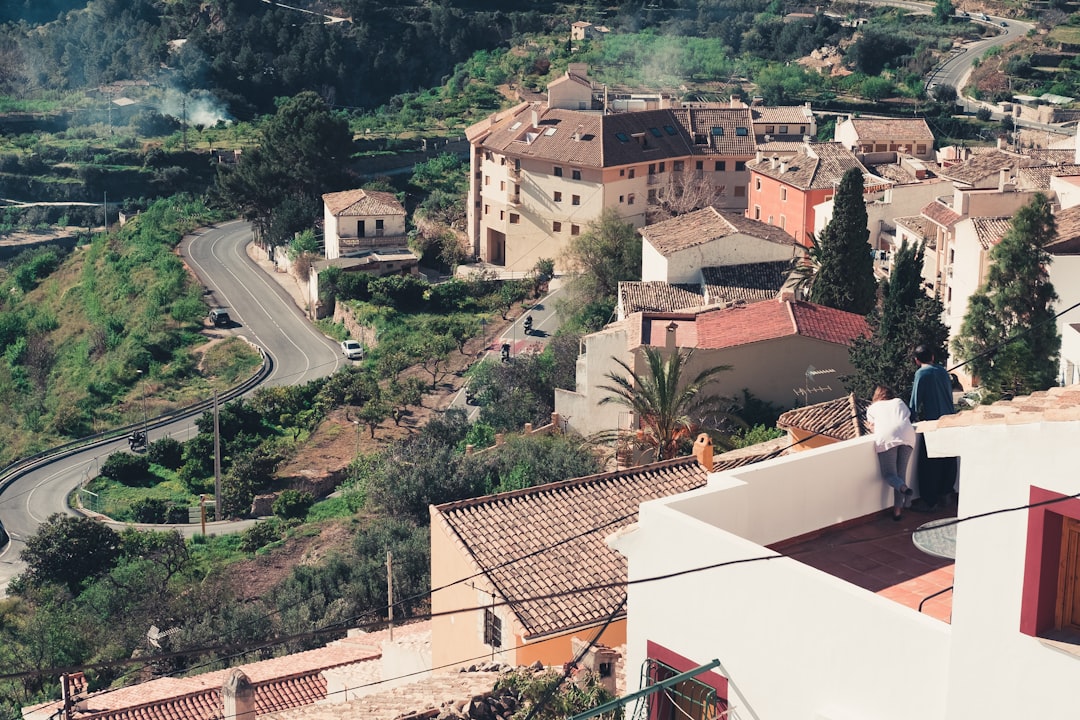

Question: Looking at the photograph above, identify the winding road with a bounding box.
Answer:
[0,220,344,592]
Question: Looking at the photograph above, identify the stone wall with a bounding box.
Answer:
[334,302,379,349]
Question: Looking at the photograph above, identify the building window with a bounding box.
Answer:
[734,186,745,197]
[628,193,635,205]
[648,189,657,202]
[572,169,582,180]
[375,219,384,230]
[553,221,562,232]
[620,169,625,176]
[735,161,746,171]
[484,608,502,648]
[500,180,506,191]
[696,160,704,171]
[619,195,624,203]
[753,205,761,220]
[780,187,787,201]
[648,163,656,175]
[755,178,761,191]
[500,156,506,166]
[629,168,636,179]
[499,210,504,220]
[916,144,927,155]
[799,125,806,134]
[715,161,726,172]
[484,176,490,185]
[554,191,562,202]
[673,160,684,172]
[779,125,788,134]
[554,166,563,177]
[571,224,580,236]
[765,125,775,134]
[509,213,520,224]
[659,162,666,173]
[572,195,581,206]
[484,205,489,215]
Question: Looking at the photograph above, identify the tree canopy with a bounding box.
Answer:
[952,193,1061,399]
[846,240,948,399]
[809,167,877,315]
[598,346,738,461]
[215,92,354,245]
[17,514,122,595]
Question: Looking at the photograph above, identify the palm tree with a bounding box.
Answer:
[597,346,739,462]
[788,231,823,301]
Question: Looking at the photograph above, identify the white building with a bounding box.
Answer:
[613,386,1080,720]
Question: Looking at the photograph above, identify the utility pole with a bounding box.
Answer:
[181,95,188,151]
[103,191,107,232]
[386,550,394,641]
[213,391,221,521]
[60,673,72,720]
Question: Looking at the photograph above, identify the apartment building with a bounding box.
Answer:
[464,103,757,272]
[833,116,936,161]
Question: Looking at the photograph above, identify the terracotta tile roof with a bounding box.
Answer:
[639,206,796,255]
[756,140,806,154]
[929,385,1080,430]
[35,634,395,720]
[692,299,869,350]
[750,106,813,125]
[894,215,930,238]
[748,143,880,190]
[1048,205,1080,255]
[935,150,1017,185]
[1017,163,1080,189]
[867,162,920,184]
[969,216,1012,250]
[620,281,705,314]
[842,117,934,145]
[322,189,404,217]
[776,393,870,441]
[1024,148,1075,164]
[921,199,963,229]
[668,107,757,156]
[701,261,792,304]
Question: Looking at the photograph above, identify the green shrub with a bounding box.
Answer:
[148,437,184,469]
[131,497,167,523]
[165,504,190,524]
[240,520,280,552]
[272,489,314,520]
[99,451,152,486]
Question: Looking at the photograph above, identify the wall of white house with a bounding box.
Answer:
[1050,175,1080,210]
[814,181,944,251]
[554,327,631,439]
[933,418,1080,720]
[944,221,986,350]
[660,234,796,284]
[640,241,671,283]
[612,436,952,720]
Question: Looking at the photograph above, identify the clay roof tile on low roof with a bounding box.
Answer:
[844,117,934,143]
[669,107,757,156]
[1018,163,1080,189]
[1047,205,1080,255]
[692,299,868,350]
[929,385,1080,431]
[969,216,1012,250]
[639,206,795,255]
[750,106,812,125]
[894,215,930,237]
[322,189,404,217]
[620,282,705,315]
[921,200,963,229]
[747,143,879,190]
[701,261,792,304]
[935,150,1018,185]
[776,393,871,441]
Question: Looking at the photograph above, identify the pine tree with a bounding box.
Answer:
[952,193,1060,400]
[847,240,949,399]
[809,167,878,315]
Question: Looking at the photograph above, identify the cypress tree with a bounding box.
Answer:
[952,193,1060,399]
[847,240,949,399]
[809,167,878,315]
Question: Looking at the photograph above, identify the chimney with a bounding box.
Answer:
[779,159,789,173]
[692,433,713,472]
[222,670,256,720]
[770,155,779,170]
[531,108,539,129]
[756,150,763,163]
[999,167,1010,191]
[573,124,584,141]
[665,321,678,351]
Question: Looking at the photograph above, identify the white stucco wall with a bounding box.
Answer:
[613,437,952,720]
[659,233,795,284]
[944,221,986,357]
[640,240,670,283]
[932,418,1080,720]
[814,181,944,250]
[554,327,630,439]
[1050,254,1080,384]
[1050,175,1080,210]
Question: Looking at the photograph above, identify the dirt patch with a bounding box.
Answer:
[227,520,355,601]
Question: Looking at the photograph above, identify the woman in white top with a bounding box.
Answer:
[865,385,916,521]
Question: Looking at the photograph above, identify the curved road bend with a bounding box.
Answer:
[0,220,344,592]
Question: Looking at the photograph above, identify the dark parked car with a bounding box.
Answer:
[209,308,231,327]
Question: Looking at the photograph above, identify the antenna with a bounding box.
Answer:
[793,366,836,406]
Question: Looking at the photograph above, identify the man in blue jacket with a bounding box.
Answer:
[909,345,957,512]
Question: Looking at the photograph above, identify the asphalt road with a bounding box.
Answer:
[0,220,344,592]
[927,14,1035,100]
